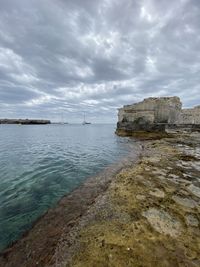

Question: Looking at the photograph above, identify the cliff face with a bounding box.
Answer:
[178,106,200,124]
[116,97,200,135]
[118,97,182,124]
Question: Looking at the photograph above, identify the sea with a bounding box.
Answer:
[0,124,133,251]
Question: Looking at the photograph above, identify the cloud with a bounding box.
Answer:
[0,0,200,122]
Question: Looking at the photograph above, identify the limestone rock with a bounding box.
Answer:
[136,194,146,201]
[149,188,165,198]
[142,208,181,237]
[172,195,197,209]
[118,97,181,125]
[185,214,199,227]
[116,96,200,135]
[187,184,200,198]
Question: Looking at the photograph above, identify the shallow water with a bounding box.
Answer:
[0,124,133,251]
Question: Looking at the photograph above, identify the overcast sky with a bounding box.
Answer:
[0,0,200,122]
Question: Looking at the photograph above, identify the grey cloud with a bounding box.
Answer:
[0,86,40,104]
[0,0,200,122]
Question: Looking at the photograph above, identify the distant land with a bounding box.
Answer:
[0,119,51,125]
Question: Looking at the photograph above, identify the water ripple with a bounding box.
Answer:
[0,124,133,251]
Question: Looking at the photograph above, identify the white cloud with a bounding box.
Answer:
[0,47,38,84]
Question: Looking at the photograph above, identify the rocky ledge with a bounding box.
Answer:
[116,97,200,136]
[0,119,51,125]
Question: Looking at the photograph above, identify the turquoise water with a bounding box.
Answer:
[0,124,132,251]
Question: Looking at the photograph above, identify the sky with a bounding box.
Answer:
[0,0,200,123]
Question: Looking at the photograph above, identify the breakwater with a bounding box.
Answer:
[0,119,51,125]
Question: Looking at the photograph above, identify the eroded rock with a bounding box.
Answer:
[185,214,199,227]
[153,170,167,177]
[187,184,200,198]
[116,97,200,135]
[136,194,146,201]
[149,189,165,198]
[172,195,197,209]
[142,208,182,237]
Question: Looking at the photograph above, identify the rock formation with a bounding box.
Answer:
[116,97,200,135]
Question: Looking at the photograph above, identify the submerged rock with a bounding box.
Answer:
[142,208,181,237]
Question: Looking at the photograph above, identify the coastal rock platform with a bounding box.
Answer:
[0,133,200,267]
[57,133,200,267]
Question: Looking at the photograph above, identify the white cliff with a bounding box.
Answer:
[117,97,200,135]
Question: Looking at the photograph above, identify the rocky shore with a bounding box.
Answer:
[0,132,200,267]
[0,142,140,267]
[54,132,200,267]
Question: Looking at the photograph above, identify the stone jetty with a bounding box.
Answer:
[0,119,51,125]
[116,97,200,136]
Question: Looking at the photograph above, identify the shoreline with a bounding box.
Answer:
[55,132,200,267]
[1,132,200,266]
[0,139,142,267]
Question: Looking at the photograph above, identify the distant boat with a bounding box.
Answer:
[82,113,91,125]
[60,113,68,124]
[53,122,69,125]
